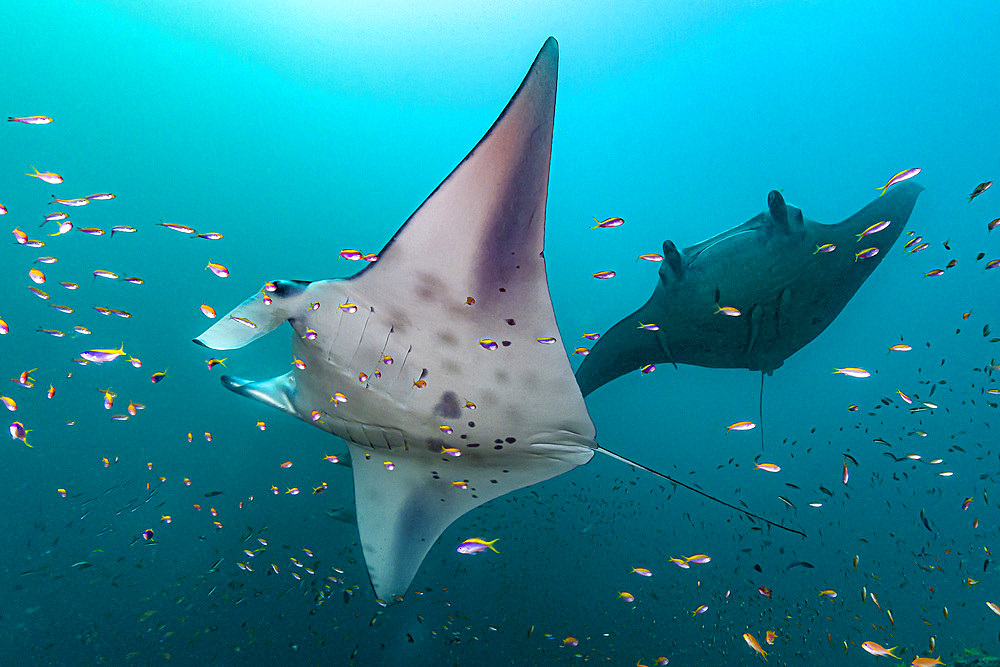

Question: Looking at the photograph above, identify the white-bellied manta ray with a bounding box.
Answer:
[194,37,802,601]
[575,182,923,397]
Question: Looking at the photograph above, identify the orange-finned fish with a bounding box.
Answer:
[339,249,363,261]
[888,344,912,352]
[110,225,137,237]
[861,641,898,658]
[726,421,756,433]
[765,630,776,645]
[968,181,992,201]
[743,633,767,660]
[49,196,88,207]
[877,168,920,196]
[715,304,741,316]
[814,243,836,254]
[157,222,196,234]
[8,116,53,124]
[206,262,229,278]
[86,193,115,201]
[25,166,63,184]
[637,253,664,261]
[593,270,616,279]
[755,462,781,473]
[842,462,849,484]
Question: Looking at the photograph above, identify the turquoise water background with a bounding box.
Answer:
[3,1,1000,664]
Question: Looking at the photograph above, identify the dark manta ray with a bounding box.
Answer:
[575,182,923,397]
[195,38,801,600]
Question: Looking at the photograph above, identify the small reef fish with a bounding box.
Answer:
[861,641,898,658]
[877,168,920,196]
[49,197,88,206]
[592,270,616,279]
[857,220,890,240]
[855,247,879,261]
[814,243,836,254]
[715,305,741,316]
[637,253,663,261]
[968,181,992,201]
[456,538,498,554]
[206,262,229,278]
[80,345,126,363]
[743,633,767,660]
[9,421,31,446]
[157,222,196,234]
[590,217,624,229]
[833,367,870,378]
[25,166,63,184]
[726,421,756,432]
[755,462,781,473]
[8,116,53,124]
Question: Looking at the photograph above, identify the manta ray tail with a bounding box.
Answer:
[596,446,805,538]
[759,371,765,452]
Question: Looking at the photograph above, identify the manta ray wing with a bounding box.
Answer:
[576,182,923,395]
[195,37,597,600]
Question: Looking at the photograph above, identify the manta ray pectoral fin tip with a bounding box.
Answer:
[192,338,207,348]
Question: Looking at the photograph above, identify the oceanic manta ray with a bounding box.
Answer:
[195,38,599,600]
[195,38,802,600]
[575,182,923,397]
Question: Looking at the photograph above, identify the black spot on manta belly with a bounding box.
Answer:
[433,391,462,419]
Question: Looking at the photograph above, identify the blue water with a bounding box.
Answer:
[3,1,999,664]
